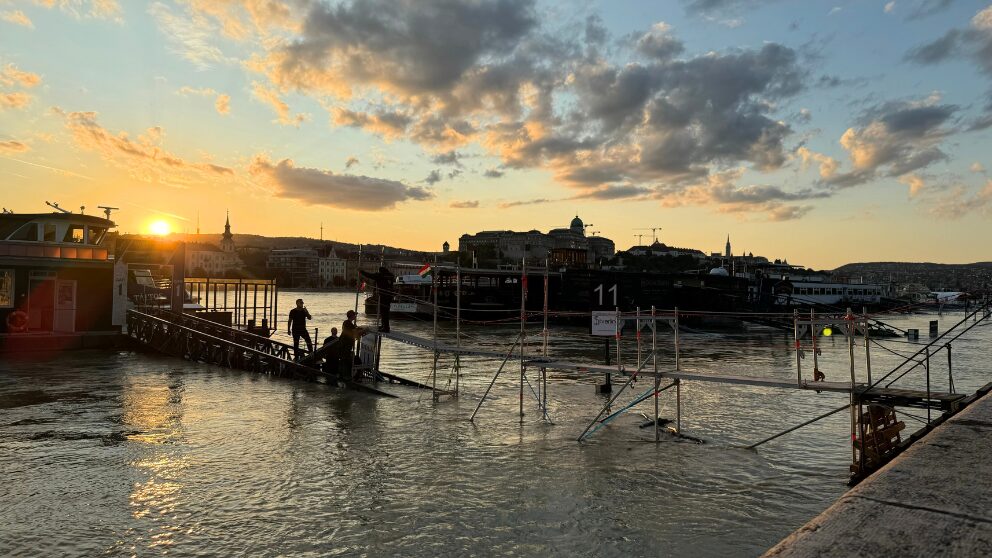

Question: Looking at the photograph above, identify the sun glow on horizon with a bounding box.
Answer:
[149,220,171,236]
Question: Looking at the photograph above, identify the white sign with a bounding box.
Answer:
[390,302,418,313]
[591,311,624,337]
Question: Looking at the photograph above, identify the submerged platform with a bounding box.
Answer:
[375,330,965,409]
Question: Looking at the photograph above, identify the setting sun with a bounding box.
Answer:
[149,220,171,236]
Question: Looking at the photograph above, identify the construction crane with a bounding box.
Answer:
[588,230,601,237]
[633,233,645,245]
[634,227,662,243]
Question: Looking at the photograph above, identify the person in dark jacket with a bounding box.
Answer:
[336,310,366,380]
[287,298,313,359]
[360,266,395,332]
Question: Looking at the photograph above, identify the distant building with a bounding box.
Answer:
[628,240,706,260]
[219,211,236,253]
[267,249,319,287]
[725,235,731,258]
[458,214,615,266]
[185,214,244,276]
[317,247,347,287]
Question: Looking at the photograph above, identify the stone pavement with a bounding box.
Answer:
[764,388,992,557]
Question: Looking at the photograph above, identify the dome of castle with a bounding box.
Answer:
[570,215,583,229]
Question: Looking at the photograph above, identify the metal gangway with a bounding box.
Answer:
[125,309,408,397]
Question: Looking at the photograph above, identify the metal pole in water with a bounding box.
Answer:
[674,306,681,434]
[847,307,857,465]
[354,244,362,314]
[433,260,438,398]
[520,258,526,420]
[542,259,549,419]
[636,306,642,379]
[794,309,802,385]
[456,263,461,398]
[652,305,659,443]
[810,309,818,379]
[863,306,872,385]
[925,346,931,423]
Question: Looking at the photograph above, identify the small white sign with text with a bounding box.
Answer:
[591,311,624,337]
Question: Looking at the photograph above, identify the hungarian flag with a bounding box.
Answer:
[418,263,432,277]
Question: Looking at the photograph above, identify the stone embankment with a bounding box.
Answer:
[764,385,992,557]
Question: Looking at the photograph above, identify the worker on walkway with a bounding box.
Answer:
[339,310,367,380]
[360,267,395,333]
[288,298,313,359]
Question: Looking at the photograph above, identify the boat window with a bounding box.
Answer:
[0,269,12,308]
[88,226,107,245]
[64,224,85,243]
[43,223,57,242]
[9,222,37,241]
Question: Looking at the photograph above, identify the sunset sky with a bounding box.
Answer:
[1,0,990,268]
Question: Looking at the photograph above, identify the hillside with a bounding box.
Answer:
[833,262,992,291]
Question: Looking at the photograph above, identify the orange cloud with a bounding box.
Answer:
[0,64,41,88]
[251,82,306,126]
[0,93,31,110]
[56,108,234,185]
[0,140,30,153]
[796,146,839,179]
[215,94,230,115]
[177,86,231,115]
[1,10,34,28]
[34,0,122,22]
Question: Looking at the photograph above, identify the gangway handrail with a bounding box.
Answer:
[148,308,308,357]
[128,309,309,366]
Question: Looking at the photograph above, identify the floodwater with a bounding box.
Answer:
[2,291,990,557]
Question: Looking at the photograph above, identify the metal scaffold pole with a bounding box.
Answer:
[794,309,802,385]
[847,307,857,465]
[863,306,872,385]
[810,309,818,380]
[674,307,681,434]
[432,260,438,399]
[541,260,549,420]
[455,263,461,398]
[519,258,526,421]
[353,244,362,314]
[652,305,659,442]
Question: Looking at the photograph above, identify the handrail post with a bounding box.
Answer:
[947,343,954,394]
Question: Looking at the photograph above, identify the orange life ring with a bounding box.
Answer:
[6,310,28,332]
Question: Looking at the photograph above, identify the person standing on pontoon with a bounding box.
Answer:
[287,298,313,359]
[360,267,395,333]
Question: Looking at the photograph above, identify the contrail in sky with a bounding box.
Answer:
[0,156,95,181]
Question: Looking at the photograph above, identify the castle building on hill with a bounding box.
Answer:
[458,214,615,266]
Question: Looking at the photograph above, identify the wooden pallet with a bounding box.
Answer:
[851,404,905,475]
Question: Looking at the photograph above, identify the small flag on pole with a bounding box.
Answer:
[418,263,432,278]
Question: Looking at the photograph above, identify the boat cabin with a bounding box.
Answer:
[0,212,116,344]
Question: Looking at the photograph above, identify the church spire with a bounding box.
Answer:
[725,234,731,258]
